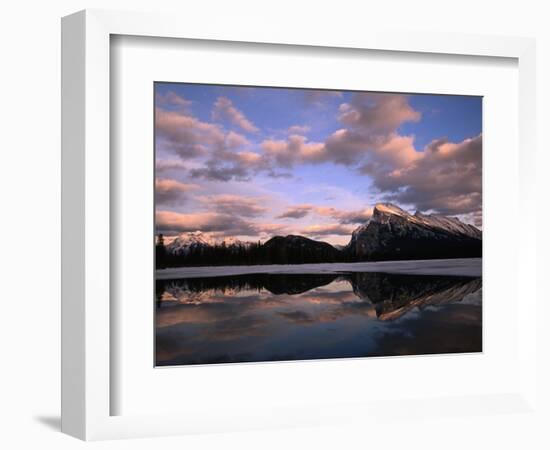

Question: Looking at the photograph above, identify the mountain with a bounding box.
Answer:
[349,272,482,321]
[158,204,482,268]
[345,203,482,261]
[262,235,341,264]
[166,231,253,255]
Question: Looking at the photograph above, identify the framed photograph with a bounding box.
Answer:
[62,9,538,440]
[153,82,484,367]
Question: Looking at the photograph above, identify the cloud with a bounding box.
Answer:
[190,147,270,182]
[350,133,420,182]
[156,210,292,239]
[225,130,250,148]
[265,132,481,223]
[156,92,426,183]
[338,92,421,134]
[266,171,293,179]
[256,94,423,169]
[155,178,199,205]
[190,146,273,182]
[300,93,423,167]
[212,96,259,133]
[467,210,483,228]
[328,208,373,224]
[277,205,312,219]
[303,90,343,106]
[156,210,257,235]
[261,130,376,167]
[277,204,373,224]
[322,129,375,165]
[361,134,482,217]
[155,88,481,229]
[189,159,251,182]
[198,194,268,217]
[155,107,225,158]
[298,223,356,237]
[155,159,186,173]
[155,91,193,113]
[219,150,268,172]
[288,125,311,134]
[156,95,264,182]
[255,223,291,237]
[261,135,325,167]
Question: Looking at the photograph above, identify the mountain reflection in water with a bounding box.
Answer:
[155,272,482,366]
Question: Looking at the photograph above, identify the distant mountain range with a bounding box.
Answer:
[159,203,481,267]
[167,232,252,256]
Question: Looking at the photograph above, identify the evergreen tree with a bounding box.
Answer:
[155,234,167,269]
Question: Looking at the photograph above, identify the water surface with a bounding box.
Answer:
[155,271,482,366]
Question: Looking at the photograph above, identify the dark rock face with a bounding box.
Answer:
[346,203,482,261]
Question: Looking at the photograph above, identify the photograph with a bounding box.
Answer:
[154,83,483,366]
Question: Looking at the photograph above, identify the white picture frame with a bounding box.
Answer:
[61,9,538,441]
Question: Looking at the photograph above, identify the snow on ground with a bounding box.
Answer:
[156,258,482,280]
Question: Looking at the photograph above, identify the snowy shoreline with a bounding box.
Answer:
[156,258,482,280]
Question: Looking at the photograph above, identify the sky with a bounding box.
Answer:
[155,83,482,246]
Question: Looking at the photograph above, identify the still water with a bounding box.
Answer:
[155,272,482,366]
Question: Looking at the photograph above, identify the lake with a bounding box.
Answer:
[155,267,482,366]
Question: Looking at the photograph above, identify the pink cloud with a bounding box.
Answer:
[311,93,423,166]
[278,204,373,224]
[320,207,373,224]
[363,134,482,218]
[212,96,259,133]
[155,91,193,112]
[198,194,268,217]
[225,130,250,148]
[256,94,423,168]
[288,125,311,134]
[277,204,312,219]
[255,223,291,236]
[156,210,257,235]
[234,151,263,165]
[155,178,199,205]
[261,135,325,167]
[155,107,225,158]
[338,93,421,134]
[298,223,355,237]
[155,159,186,173]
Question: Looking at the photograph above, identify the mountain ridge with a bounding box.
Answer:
[346,203,482,261]
[158,203,481,267]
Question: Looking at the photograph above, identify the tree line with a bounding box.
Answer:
[155,234,347,269]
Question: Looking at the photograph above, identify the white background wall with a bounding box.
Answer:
[0,1,548,449]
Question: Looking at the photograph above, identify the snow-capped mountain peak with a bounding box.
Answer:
[166,231,215,255]
[373,203,410,218]
[412,211,481,239]
[165,231,253,255]
[347,203,482,260]
[369,203,481,239]
[221,236,252,248]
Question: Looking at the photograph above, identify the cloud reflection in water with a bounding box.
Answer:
[155,272,482,366]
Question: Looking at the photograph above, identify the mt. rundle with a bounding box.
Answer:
[345,203,482,261]
[157,203,482,268]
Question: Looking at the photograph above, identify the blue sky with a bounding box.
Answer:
[155,83,482,245]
